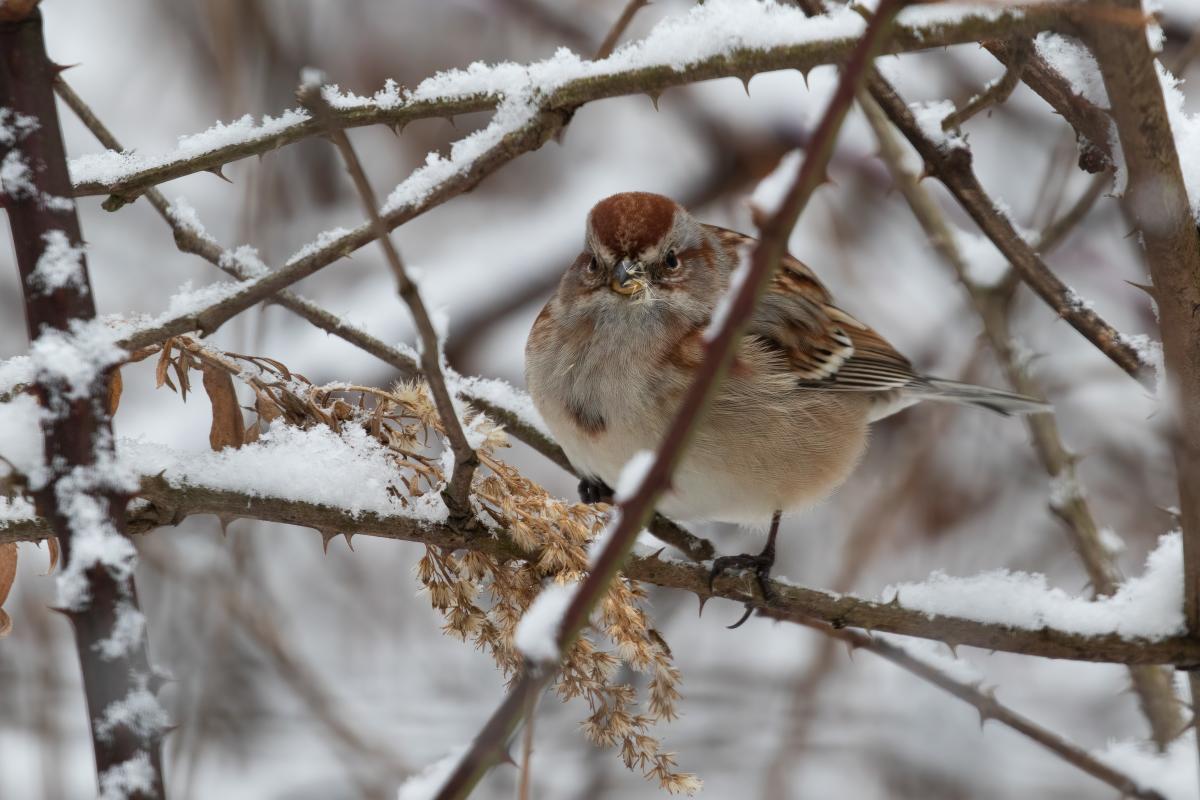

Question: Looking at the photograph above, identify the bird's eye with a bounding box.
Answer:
[664,249,680,270]
[586,256,599,274]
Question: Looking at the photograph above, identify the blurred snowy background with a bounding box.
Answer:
[3,0,1200,797]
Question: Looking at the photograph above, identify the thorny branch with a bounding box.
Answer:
[796,620,1166,800]
[4,478,1198,666]
[1081,0,1200,769]
[0,9,164,798]
[52,76,714,563]
[69,4,1073,205]
[298,82,479,518]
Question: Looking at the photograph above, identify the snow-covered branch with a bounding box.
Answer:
[68,2,1071,206]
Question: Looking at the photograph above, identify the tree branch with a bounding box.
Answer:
[1081,0,1200,771]
[796,620,1166,800]
[0,9,164,797]
[68,4,1074,206]
[4,477,1199,666]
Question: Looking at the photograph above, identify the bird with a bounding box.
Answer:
[524,191,1047,624]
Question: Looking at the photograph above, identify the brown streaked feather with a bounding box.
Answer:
[706,225,919,393]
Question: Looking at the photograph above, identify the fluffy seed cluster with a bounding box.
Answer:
[154,336,700,795]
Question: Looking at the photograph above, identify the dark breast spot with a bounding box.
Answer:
[568,398,606,436]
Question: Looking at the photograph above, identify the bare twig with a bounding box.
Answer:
[983,38,1115,173]
[0,9,164,797]
[593,0,649,60]
[68,4,1072,205]
[941,38,1031,132]
[861,90,1184,748]
[1082,0,1200,771]
[796,620,1167,800]
[299,82,479,516]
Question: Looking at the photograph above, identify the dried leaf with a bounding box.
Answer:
[0,543,16,638]
[107,368,123,416]
[155,344,173,391]
[173,357,191,401]
[201,364,245,451]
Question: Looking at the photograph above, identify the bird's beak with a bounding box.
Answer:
[610,259,645,296]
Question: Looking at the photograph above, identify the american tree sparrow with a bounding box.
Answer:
[525,192,1046,611]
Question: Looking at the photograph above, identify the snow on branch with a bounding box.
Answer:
[67,1,1071,205]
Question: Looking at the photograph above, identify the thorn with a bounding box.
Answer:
[342,532,355,551]
[799,68,811,89]
[647,91,661,111]
[945,642,959,658]
[50,62,80,76]
[650,547,666,561]
[157,724,182,740]
[886,591,902,607]
[696,594,710,618]
[217,515,234,537]
[147,672,176,694]
[1125,279,1157,299]
[444,115,457,129]
[552,126,569,146]
[46,605,75,619]
[498,748,519,768]
[740,75,752,96]
[1123,226,1139,240]
[319,529,338,553]
[207,165,232,184]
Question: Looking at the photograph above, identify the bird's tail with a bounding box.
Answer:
[911,377,1051,416]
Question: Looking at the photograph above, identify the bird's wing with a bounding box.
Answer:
[706,226,919,392]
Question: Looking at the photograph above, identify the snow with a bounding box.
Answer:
[882,532,1185,640]
[514,580,577,663]
[27,231,87,296]
[64,0,1030,199]
[909,100,966,150]
[0,150,35,199]
[94,602,147,661]
[0,107,39,146]
[1156,61,1200,222]
[447,373,553,439]
[1034,33,1108,107]
[123,421,449,523]
[1094,734,1198,800]
[95,684,169,743]
[750,149,802,219]
[97,752,156,800]
[0,355,33,393]
[0,495,35,524]
[615,450,655,502]
[396,746,467,800]
[28,319,125,402]
[0,395,44,483]
[1047,472,1085,511]
[69,108,309,186]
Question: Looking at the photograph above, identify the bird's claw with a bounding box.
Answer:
[707,551,778,629]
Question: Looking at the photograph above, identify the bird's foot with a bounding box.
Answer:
[578,476,615,505]
[708,548,777,629]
